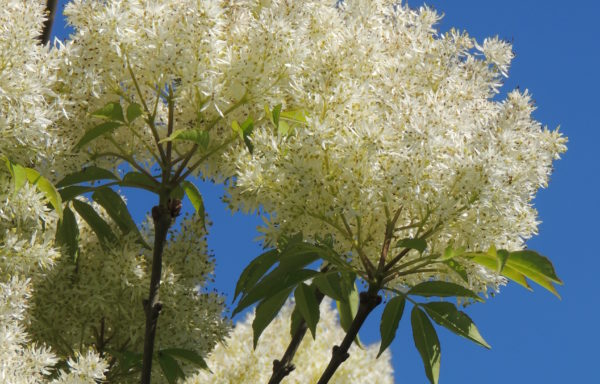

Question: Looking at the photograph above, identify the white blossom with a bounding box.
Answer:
[186,299,394,384]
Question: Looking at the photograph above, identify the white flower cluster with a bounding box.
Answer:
[0,2,111,383]
[29,208,230,383]
[220,0,567,293]
[186,299,394,384]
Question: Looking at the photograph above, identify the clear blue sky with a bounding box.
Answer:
[52,1,598,383]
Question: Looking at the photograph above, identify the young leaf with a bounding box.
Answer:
[443,259,469,283]
[126,103,143,123]
[24,168,63,220]
[422,302,490,349]
[55,205,79,262]
[56,166,119,188]
[160,348,210,371]
[378,295,406,357]
[92,101,124,122]
[252,288,292,349]
[396,238,427,253]
[75,121,122,150]
[411,306,441,384]
[159,129,209,149]
[280,109,307,124]
[120,172,158,193]
[294,283,320,339]
[233,269,318,316]
[506,250,562,290]
[3,157,27,191]
[180,181,205,229]
[408,281,483,302]
[234,249,279,300]
[157,351,185,384]
[272,104,282,127]
[72,199,117,245]
[277,120,290,136]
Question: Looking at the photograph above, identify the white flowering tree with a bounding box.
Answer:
[2,0,566,384]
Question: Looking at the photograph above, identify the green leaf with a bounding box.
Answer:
[272,104,282,127]
[55,205,79,262]
[277,120,290,136]
[92,101,124,122]
[91,188,150,249]
[75,121,122,150]
[24,168,63,220]
[422,302,490,349]
[180,181,205,230]
[396,238,427,253]
[56,166,119,188]
[280,109,307,124]
[3,157,26,191]
[169,184,185,200]
[234,249,279,300]
[72,199,117,245]
[120,172,158,193]
[126,103,143,123]
[160,348,210,371]
[313,272,346,301]
[159,129,209,149]
[443,259,469,283]
[59,185,96,202]
[252,288,292,349]
[106,349,142,374]
[469,253,531,291]
[408,281,483,302]
[412,306,441,384]
[506,250,562,297]
[290,305,304,337]
[157,351,185,384]
[233,269,318,316]
[294,283,320,339]
[337,285,359,333]
[378,295,406,357]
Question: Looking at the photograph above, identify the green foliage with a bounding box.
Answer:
[231,117,254,153]
[395,238,427,253]
[56,166,119,188]
[2,156,63,219]
[159,129,210,149]
[234,249,279,300]
[294,283,320,339]
[55,205,79,263]
[411,306,441,384]
[120,172,159,192]
[71,199,118,247]
[92,101,125,122]
[378,296,406,357]
[75,121,122,150]
[126,103,144,123]
[252,288,293,348]
[408,281,483,302]
[157,351,185,384]
[180,181,206,230]
[422,302,490,349]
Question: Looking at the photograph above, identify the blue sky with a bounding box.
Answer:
[52,1,598,383]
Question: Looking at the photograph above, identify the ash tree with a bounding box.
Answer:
[0,1,565,384]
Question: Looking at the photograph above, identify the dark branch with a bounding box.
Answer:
[39,0,58,45]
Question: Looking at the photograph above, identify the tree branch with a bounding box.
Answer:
[140,197,173,384]
[316,288,382,384]
[268,289,326,384]
[39,0,57,45]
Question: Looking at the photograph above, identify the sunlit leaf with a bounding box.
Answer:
[180,181,206,230]
[24,168,63,220]
[422,302,490,349]
[234,249,279,300]
[159,129,209,149]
